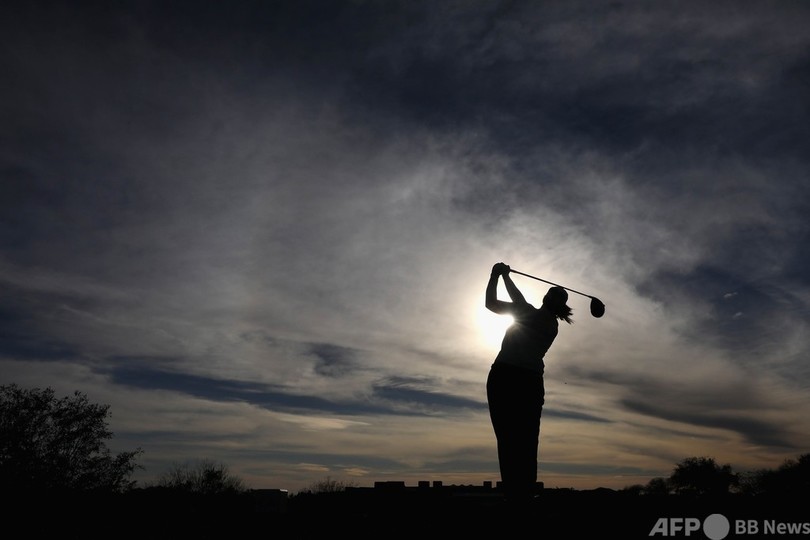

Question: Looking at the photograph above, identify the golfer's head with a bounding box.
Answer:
[543,286,573,323]
[544,286,568,308]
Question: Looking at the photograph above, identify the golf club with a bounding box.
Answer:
[510,269,606,318]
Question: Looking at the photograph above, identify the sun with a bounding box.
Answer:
[476,304,514,350]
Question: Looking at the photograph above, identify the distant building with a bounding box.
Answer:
[248,488,289,513]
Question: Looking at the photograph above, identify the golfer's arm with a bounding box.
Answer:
[485,274,511,314]
[502,273,527,304]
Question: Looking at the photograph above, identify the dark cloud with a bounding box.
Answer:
[540,460,661,478]
[0,283,85,361]
[0,333,80,362]
[238,449,406,472]
[564,365,799,449]
[621,398,795,450]
[543,408,613,424]
[105,362,377,415]
[103,363,488,417]
[637,264,810,377]
[308,343,360,378]
[639,266,776,336]
[371,376,487,414]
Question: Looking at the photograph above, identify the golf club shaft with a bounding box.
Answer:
[509,269,593,299]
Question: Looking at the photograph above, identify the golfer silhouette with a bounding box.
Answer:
[485,262,573,508]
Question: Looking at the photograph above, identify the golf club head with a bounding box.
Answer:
[589,297,605,318]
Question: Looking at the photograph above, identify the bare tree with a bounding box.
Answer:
[304,476,358,494]
[155,459,246,495]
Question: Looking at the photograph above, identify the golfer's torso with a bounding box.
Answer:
[495,306,557,374]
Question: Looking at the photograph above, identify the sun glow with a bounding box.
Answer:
[476,305,513,350]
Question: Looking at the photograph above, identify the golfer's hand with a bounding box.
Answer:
[492,262,510,276]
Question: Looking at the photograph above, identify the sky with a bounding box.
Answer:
[1,0,809,493]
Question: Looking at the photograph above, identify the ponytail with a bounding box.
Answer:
[544,286,573,324]
[555,304,573,325]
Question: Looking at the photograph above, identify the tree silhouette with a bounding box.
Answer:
[772,453,810,494]
[155,459,246,495]
[0,384,143,493]
[743,453,810,496]
[668,456,737,497]
[304,475,358,494]
[642,477,671,496]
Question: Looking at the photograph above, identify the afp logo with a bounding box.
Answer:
[649,514,730,540]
